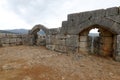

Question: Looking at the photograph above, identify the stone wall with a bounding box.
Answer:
[0,33,23,46]
[115,35,120,61]
[12,6,120,61]
[59,6,120,61]
[61,7,120,35]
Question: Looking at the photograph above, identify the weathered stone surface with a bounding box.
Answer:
[29,24,48,35]
[117,35,120,53]
[54,45,67,53]
[90,9,106,17]
[79,36,88,41]
[66,35,79,47]
[115,56,120,62]
[0,33,24,46]
[106,7,119,16]
[48,28,60,35]
[46,45,55,51]
[76,12,91,24]
[1,38,9,44]
[66,46,78,53]
[79,42,88,47]
[67,13,79,21]
[60,21,68,34]
[2,44,10,46]
[112,22,120,34]
[46,35,57,45]
[107,15,120,23]
[55,39,66,45]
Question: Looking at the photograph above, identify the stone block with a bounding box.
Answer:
[0,33,6,38]
[66,35,79,47]
[55,39,66,45]
[112,22,120,34]
[48,28,60,35]
[60,21,68,34]
[90,9,105,17]
[116,35,120,52]
[78,11,91,23]
[115,56,120,62]
[54,45,66,53]
[79,36,88,41]
[2,38,9,44]
[79,47,88,53]
[9,38,17,43]
[12,34,18,38]
[107,15,120,23]
[79,42,88,47]
[67,13,79,21]
[101,37,113,43]
[101,45,112,51]
[98,18,115,31]
[46,35,57,44]
[100,32,113,37]
[46,45,55,51]
[2,44,10,47]
[16,38,22,42]
[66,46,78,53]
[106,7,119,16]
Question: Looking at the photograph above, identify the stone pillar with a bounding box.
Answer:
[115,35,120,61]
[99,29,113,56]
[79,31,89,53]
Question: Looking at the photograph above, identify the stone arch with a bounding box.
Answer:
[77,17,120,35]
[29,24,48,35]
[78,24,117,58]
[28,24,48,45]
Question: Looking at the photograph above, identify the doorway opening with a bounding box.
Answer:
[88,28,100,54]
[36,29,46,46]
[79,25,116,57]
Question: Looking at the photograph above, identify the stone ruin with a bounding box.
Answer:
[0,6,120,61]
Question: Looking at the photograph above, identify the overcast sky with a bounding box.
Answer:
[0,0,120,30]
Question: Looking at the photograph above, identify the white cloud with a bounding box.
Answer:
[0,0,120,30]
[0,0,31,30]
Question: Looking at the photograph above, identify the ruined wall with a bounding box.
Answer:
[61,7,120,35]
[59,7,120,61]
[23,6,120,61]
[116,35,120,61]
[0,33,23,46]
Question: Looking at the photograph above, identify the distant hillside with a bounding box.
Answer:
[6,29,29,34]
[1,29,45,35]
[0,30,16,34]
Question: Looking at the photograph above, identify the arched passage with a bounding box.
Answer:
[79,24,117,57]
[36,29,46,46]
[28,24,48,46]
[88,28,100,54]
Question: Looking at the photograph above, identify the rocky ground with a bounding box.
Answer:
[0,46,120,80]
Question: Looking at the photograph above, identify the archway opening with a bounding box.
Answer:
[79,25,116,58]
[36,29,46,46]
[88,28,100,54]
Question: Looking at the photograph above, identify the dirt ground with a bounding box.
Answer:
[0,46,120,80]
